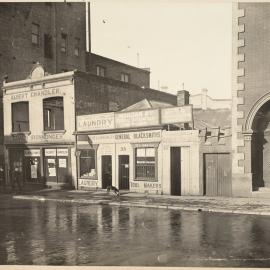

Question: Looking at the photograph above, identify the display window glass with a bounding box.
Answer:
[79,149,97,179]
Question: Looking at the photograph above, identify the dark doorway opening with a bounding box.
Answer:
[170,147,181,195]
[119,155,129,190]
[102,155,112,189]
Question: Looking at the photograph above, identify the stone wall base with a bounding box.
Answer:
[232,173,252,197]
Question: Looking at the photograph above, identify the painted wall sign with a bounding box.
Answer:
[24,149,41,157]
[78,179,98,187]
[30,133,64,141]
[161,105,193,124]
[10,88,61,101]
[115,109,159,128]
[87,130,162,144]
[77,113,115,131]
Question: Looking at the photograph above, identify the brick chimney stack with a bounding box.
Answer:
[177,90,190,106]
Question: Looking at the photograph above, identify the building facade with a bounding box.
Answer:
[232,3,270,197]
[2,65,178,189]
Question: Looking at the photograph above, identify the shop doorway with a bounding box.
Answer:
[44,148,70,185]
[9,149,24,188]
[170,147,181,195]
[119,155,129,190]
[102,155,112,189]
[204,153,231,196]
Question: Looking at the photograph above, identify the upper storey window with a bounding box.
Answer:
[32,23,39,45]
[43,97,64,131]
[12,102,29,132]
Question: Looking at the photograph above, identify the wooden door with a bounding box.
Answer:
[204,153,231,196]
[170,147,181,195]
[119,155,129,190]
[102,155,112,189]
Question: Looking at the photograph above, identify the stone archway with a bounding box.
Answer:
[246,94,270,190]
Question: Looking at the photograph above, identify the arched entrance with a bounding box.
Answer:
[247,94,270,191]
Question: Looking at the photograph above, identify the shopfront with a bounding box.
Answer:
[3,65,77,189]
[76,106,200,195]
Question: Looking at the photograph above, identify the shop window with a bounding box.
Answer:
[121,72,130,83]
[12,102,29,132]
[61,33,67,54]
[43,97,64,131]
[96,65,105,77]
[32,23,39,45]
[44,34,53,59]
[79,149,97,178]
[74,38,80,56]
[135,147,156,180]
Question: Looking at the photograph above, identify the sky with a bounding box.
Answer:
[90,0,232,99]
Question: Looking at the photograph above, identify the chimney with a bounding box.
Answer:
[201,88,208,110]
[177,90,190,106]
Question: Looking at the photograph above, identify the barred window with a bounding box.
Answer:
[135,147,156,180]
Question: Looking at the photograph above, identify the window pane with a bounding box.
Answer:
[136,148,145,157]
[146,148,155,157]
[43,97,64,131]
[12,102,29,132]
[80,149,96,177]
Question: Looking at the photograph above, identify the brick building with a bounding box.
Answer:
[232,3,270,197]
[0,2,87,84]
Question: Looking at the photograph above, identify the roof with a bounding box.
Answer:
[121,98,173,111]
[193,108,231,129]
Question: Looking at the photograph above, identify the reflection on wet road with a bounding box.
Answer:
[0,195,270,266]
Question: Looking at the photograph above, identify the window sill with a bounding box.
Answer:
[43,130,66,134]
[11,131,31,135]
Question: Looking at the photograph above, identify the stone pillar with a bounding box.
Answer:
[243,132,253,174]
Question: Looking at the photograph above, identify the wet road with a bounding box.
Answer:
[0,195,270,266]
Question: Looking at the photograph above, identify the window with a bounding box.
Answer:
[79,149,97,178]
[74,38,80,56]
[96,65,105,77]
[12,102,29,132]
[32,23,39,45]
[43,97,64,131]
[135,147,156,180]
[61,33,67,54]
[44,34,53,58]
[121,72,130,83]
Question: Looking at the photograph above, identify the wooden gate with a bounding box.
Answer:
[204,153,231,196]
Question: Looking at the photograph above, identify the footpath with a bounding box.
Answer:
[7,188,270,216]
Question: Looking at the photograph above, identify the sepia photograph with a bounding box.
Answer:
[0,0,270,268]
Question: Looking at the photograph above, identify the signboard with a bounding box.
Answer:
[10,88,61,101]
[77,113,115,131]
[45,149,56,156]
[161,105,193,124]
[115,109,159,128]
[57,148,68,156]
[24,149,41,157]
[78,179,98,187]
[58,158,67,168]
[87,130,162,144]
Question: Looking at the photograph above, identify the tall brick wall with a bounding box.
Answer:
[74,71,176,116]
[87,53,150,88]
[0,3,86,86]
